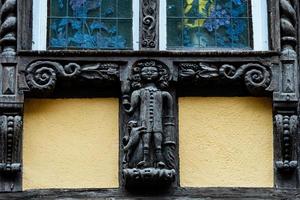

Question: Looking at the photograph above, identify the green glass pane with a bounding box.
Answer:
[118,20,133,48]
[118,0,132,18]
[50,0,67,17]
[167,18,183,48]
[101,0,117,18]
[167,0,182,17]
[184,0,215,18]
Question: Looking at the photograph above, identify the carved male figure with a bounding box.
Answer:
[123,61,174,169]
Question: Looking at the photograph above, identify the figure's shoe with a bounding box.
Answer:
[157,161,166,169]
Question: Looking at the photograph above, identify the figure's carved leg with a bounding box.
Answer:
[154,132,165,168]
[138,132,151,168]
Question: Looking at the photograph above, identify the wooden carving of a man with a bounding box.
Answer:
[123,61,175,170]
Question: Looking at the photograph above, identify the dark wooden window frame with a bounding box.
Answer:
[0,0,299,199]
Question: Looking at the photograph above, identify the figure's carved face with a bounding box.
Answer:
[141,66,159,82]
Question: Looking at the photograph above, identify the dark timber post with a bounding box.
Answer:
[273,0,299,189]
[0,0,23,192]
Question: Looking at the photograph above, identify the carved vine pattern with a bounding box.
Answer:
[179,62,271,95]
[25,61,119,91]
[0,0,17,56]
[141,0,157,49]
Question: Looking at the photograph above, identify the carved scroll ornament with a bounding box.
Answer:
[25,61,119,92]
[121,60,176,188]
[179,62,272,95]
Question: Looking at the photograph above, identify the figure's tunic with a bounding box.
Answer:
[138,87,163,133]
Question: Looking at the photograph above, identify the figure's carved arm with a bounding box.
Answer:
[123,90,140,114]
[162,91,174,117]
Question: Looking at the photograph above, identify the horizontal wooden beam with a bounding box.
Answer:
[0,188,299,200]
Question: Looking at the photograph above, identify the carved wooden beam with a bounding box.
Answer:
[0,0,23,192]
[273,0,300,188]
[177,61,273,96]
[23,60,120,95]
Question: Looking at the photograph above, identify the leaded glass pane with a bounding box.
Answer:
[48,0,133,49]
[167,0,252,49]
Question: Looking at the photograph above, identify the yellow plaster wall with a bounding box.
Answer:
[179,97,273,187]
[23,98,119,190]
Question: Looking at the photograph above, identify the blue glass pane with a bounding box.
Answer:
[231,0,248,17]
[231,18,249,47]
[49,18,68,48]
[48,0,132,49]
[167,0,251,49]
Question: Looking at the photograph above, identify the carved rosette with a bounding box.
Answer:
[178,62,272,95]
[275,114,298,172]
[0,115,22,173]
[25,61,119,92]
[141,0,158,49]
[121,60,176,188]
[0,0,17,57]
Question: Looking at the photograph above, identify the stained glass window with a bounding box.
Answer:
[167,0,252,49]
[48,0,132,49]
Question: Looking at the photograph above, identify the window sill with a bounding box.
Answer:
[17,50,279,57]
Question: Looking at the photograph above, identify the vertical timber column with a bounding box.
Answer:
[273,0,299,189]
[0,0,23,192]
[140,0,159,50]
[120,60,178,190]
